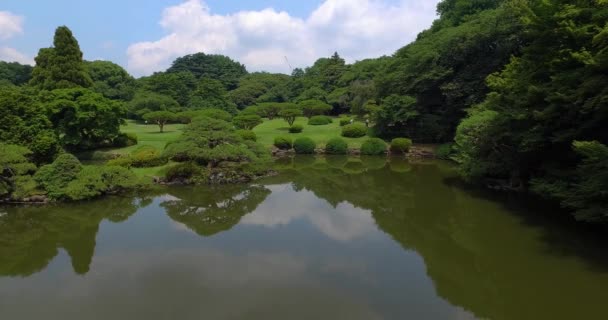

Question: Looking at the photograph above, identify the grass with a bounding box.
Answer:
[115,120,185,154]
[253,117,369,149]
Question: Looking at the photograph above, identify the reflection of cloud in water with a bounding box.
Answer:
[241,184,376,242]
[0,249,382,320]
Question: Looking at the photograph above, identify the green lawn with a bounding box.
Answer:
[253,117,369,149]
[109,120,185,154]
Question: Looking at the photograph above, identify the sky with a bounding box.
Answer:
[0,0,440,76]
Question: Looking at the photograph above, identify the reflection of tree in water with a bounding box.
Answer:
[161,185,271,237]
[271,156,608,320]
[0,197,140,277]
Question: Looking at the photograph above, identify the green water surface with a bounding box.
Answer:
[0,157,606,319]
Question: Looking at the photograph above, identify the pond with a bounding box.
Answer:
[1,157,607,320]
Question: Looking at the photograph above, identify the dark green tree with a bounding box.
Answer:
[167,53,247,90]
[86,60,136,100]
[30,26,93,90]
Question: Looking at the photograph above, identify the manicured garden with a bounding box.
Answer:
[252,117,368,149]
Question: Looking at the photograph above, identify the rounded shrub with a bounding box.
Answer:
[293,137,316,154]
[113,133,138,147]
[360,138,388,155]
[274,136,293,150]
[341,123,367,138]
[436,143,455,160]
[308,115,333,126]
[390,138,413,154]
[130,146,168,168]
[289,124,304,133]
[339,118,352,126]
[165,162,205,182]
[236,129,257,141]
[325,138,349,155]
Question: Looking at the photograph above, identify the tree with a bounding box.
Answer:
[138,71,197,106]
[233,114,263,130]
[167,53,248,90]
[42,88,125,149]
[279,108,303,127]
[128,91,181,120]
[0,86,60,163]
[143,111,177,133]
[86,60,136,100]
[30,26,93,90]
[0,144,36,199]
[0,61,33,86]
[189,78,238,114]
[373,95,418,138]
[256,103,293,120]
[298,100,332,118]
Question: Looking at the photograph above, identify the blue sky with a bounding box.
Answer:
[0,0,439,75]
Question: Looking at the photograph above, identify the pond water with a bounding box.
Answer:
[1,157,607,320]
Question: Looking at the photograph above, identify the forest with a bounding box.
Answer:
[1,0,607,223]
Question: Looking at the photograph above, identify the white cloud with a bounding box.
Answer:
[0,11,23,40]
[0,47,33,64]
[127,0,439,76]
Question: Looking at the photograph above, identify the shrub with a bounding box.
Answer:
[339,118,352,126]
[106,156,134,167]
[293,137,316,154]
[64,165,139,201]
[325,138,349,155]
[233,114,263,130]
[279,108,303,126]
[361,138,388,155]
[34,153,83,199]
[341,123,367,138]
[113,133,138,147]
[299,100,332,118]
[274,136,293,150]
[308,115,333,126]
[436,143,455,160]
[236,129,257,141]
[289,124,304,133]
[390,138,413,154]
[130,146,167,168]
[165,162,207,183]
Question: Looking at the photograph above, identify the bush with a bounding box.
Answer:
[339,118,352,126]
[108,146,168,168]
[113,133,138,147]
[274,136,293,150]
[34,154,83,199]
[236,129,257,141]
[325,138,349,155]
[390,138,413,154]
[361,138,388,155]
[64,165,139,201]
[165,162,207,183]
[233,114,263,130]
[289,124,304,133]
[436,143,455,160]
[293,137,316,154]
[308,115,333,126]
[342,123,368,138]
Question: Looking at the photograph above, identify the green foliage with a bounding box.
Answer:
[293,137,317,154]
[233,114,263,130]
[0,144,37,198]
[138,71,197,106]
[325,138,349,155]
[361,138,388,156]
[289,124,304,133]
[236,130,257,142]
[188,78,238,114]
[128,91,181,120]
[279,108,303,126]
[167,53,247,90]
[64,166,138,201]
[0,61,32,86]
[163,117,269,169]
[299,99,332,118]
[34,154,83,199]
[339,118,352,126]
[341,123,368,138]
[373,95,418,138]
[86,60,136,100]
[229,73,290,108]
[165,162,207,183]
[143,111,178,133]
[390,138,413,154]
[256,102,291,119]
[274,136,293,150]
[177,109,232,124]
[42,88,125,150]
[0,86,60,163]
[109,146,168,168]
[30,26,93,90]
[436,143,455,160]
[308,115,333,126]
[113,133,138,148]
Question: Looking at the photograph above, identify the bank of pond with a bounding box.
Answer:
[1,157,607,319]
